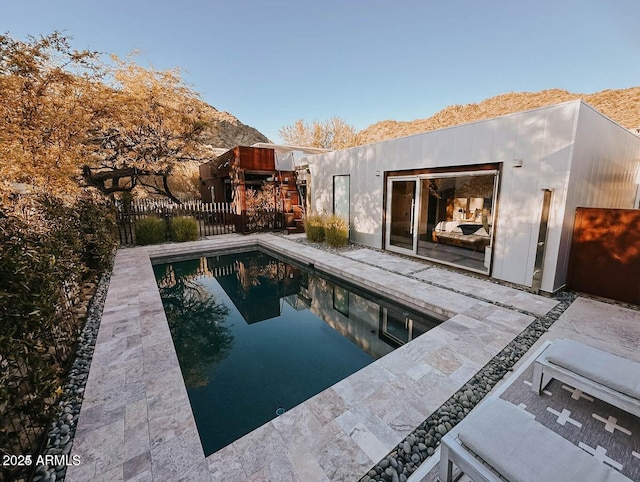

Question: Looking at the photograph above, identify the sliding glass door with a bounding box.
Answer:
[386,171,498,273]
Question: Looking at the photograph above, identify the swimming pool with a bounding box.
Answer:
[153,249,443,455]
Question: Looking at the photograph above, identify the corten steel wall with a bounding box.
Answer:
[199,149,234,202]
[236,146,275,170]
[567,208,640,304]
[199,147,276,203]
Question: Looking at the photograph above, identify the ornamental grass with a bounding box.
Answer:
[135,216,166,245]
[324,214,349,247]
[304,213,326,242]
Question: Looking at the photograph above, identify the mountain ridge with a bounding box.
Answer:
[198,87,640,150]
[200,104,269,148]
[357,87,640,145]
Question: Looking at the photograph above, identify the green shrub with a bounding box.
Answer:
[324,214,349,247]
[0,193,118,471]
[304,213,326,242]
[37,195,85,280]
[0,205,89,462]
[75,194,118,272]
[135,216,166,245]
[170,216,199,242]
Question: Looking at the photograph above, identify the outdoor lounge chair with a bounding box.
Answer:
[531,339,640,418]
[439,397,630,482]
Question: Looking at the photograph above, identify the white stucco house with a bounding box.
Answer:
[299,100,640,294]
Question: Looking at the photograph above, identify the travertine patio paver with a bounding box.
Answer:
[341,247,558,316]
[66,234,559,481]
[343,248,433,275]
[413,267,559,316]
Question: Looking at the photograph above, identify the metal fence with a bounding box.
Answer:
[115,198,236,244]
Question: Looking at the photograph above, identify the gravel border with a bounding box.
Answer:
[32,271,111,482]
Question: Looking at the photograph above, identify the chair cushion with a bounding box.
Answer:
[457,398,629,482]
[545,339,640,400]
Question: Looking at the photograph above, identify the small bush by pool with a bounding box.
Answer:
[135,216,166,245]
[170,216,199,242]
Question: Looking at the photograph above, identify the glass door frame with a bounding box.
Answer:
[385,176,421,256]
[385,169,500,274]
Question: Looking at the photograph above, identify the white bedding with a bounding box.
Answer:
[435,221,489,237]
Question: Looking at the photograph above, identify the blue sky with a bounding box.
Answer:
[3,1,640,142]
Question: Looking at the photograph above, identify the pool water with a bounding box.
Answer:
[153,250,441,455]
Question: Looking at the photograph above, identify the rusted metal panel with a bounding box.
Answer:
[200,147,275,176]
[198,146,300,234]
[567,208,640,304]
[237,146,275,171]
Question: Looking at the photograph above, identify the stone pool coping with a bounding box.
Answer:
[65,234,559,481]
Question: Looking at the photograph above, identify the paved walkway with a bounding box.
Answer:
[66,234,563,481]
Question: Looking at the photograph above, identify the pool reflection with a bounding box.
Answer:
[153,250,443,455]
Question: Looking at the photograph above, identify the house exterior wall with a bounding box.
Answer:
[304,101,640,292]
[199,149,234,202]
[304,101,590,292]
[199,163,214,202]
[552,102,640,290]
[492,101,579,292]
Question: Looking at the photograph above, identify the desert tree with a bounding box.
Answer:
[0,32,214,204]
[278,116,358,150]
[82,55,212,203]
[0,32,103,199]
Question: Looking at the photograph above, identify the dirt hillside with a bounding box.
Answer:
[357,87,640,145]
